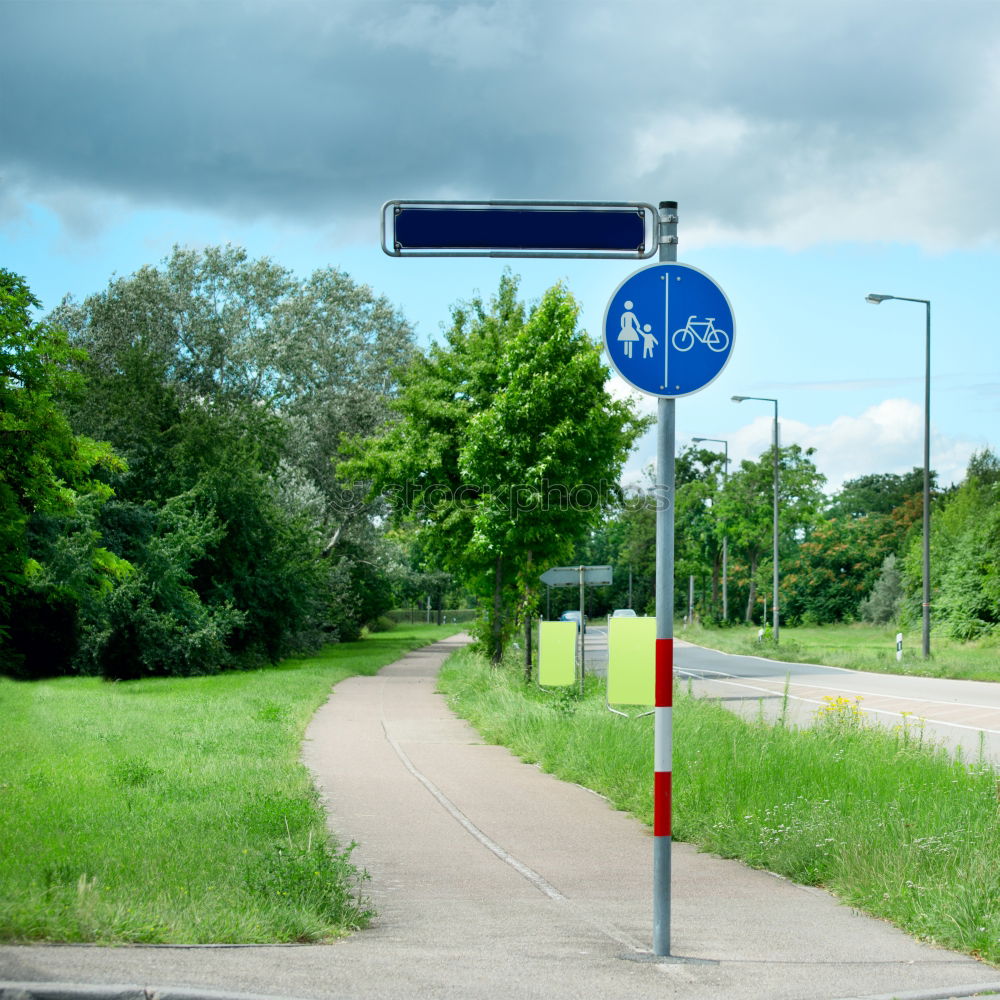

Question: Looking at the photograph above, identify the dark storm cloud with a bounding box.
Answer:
[4,0,1000,245]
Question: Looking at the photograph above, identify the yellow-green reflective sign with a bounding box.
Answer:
[538,620,577,687]
[608,616,655,706]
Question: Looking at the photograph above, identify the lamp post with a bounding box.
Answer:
[692,436,729,621]
[732,396,780,642]
[866,293,932,659]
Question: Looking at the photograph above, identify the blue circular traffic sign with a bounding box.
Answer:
[603,263,735,397]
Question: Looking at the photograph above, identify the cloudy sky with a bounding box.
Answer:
[4,0,1000,490]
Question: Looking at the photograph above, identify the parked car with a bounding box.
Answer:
[559,611,587,632]
[611,608,638,617]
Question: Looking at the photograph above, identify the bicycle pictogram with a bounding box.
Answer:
[671,315,730,353]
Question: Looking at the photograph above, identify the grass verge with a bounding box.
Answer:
[0,623,464,944]
[680,620,1000,682]
[439,646,1000,966]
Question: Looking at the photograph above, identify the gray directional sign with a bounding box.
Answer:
[540,565,613,587]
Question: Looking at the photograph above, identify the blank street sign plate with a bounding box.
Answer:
[540,565,613,587]
[382,201,658,258]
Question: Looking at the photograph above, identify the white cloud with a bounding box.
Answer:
[624,398,980,495]
[732,399,977,492]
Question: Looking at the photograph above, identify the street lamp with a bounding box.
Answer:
[866,293,932,659]
[692,436,729,621]
[732,395,780,641]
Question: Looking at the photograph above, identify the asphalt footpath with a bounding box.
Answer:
[3,633,999,1000]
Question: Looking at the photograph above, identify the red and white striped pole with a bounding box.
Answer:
[653,201,677,956]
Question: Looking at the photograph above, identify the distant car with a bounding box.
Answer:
[611,608,638,618]
[559,611,586,632]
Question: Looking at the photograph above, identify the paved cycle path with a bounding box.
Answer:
[3,633,998,1000]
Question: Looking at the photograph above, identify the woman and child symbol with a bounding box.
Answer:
[617,301,657,359]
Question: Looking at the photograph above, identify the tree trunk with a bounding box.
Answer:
[744,555,758,622]
[523,550,533,682]
[491,556,503,665]
[523,607,533,682]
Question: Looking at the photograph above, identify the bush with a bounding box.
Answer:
[859,554,903,625]
[79,494,245,678]
[368,615,397,633]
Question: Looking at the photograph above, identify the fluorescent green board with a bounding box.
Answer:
[538,621,577,687]
[607,616,655,706]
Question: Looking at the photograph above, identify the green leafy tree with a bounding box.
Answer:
[460,282,648,669]
[343,272,524,591]
[674,446,728,620]
[782,513,895,624]
[715,444,826,622]
[0,270,127,674]
[913,453,1000,640]
[348,274,648,667]
[859,553,904,625]
[50,246,414,666]
[827,469,928,519]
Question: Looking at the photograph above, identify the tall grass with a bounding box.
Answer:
[0,623,462,944]
[439,647,1000,965]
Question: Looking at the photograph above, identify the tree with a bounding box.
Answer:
[965,447,1000,487]
[915,465,1000,640]
[827,469,928,519]
[673,446,728,619]
[460,282,649,670]
[0,269,127,674]
[859,553,904,625]
[342,271,526,641]
[715,445,826,622]
[49,246,414,666]
[782,513,895,624]
[347,274,649,668]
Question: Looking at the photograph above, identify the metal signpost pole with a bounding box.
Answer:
[771,401,780,643]
[921,300,931,660]
[386,196,734,964]
[653,201,677,957]
[579,566,586,696]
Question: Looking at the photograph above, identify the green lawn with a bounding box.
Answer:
[679,620,1000,682]
[439,645,1000,966]
[0,623,463,944]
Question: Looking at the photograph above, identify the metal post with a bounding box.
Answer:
[579,565,585,696]
[922,301,931,659]
[720,439,729,622]
[771,401,780,643]
[865,294,932,658]
[653,200,677,957]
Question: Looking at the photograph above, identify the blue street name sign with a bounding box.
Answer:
[603,262,735,398]
[382,200,658,258]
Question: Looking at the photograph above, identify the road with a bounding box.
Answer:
[582,626,1000,764]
